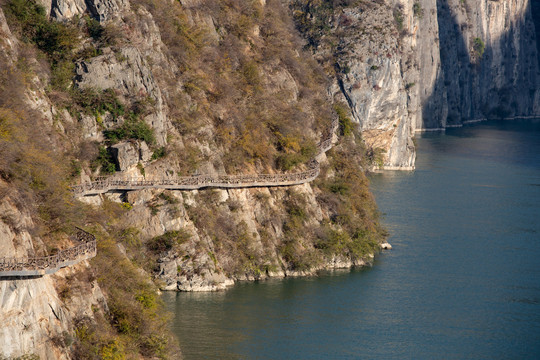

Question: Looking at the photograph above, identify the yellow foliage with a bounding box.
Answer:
[0,108,21,141]
[281,135,301,153]
[100,340,126,360]
[237,125,273,160]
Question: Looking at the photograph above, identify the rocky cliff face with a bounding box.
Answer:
[291,0,540,168]
[0,182,106,359]
[424,0,540,128]
[0,0,383,358]
[1,0,538,358]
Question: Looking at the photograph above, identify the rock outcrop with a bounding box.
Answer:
[294,0,540,168]
[0,183,105,359]
[49,0,129,21]
[422,0,540,128]
[75,47,168,146]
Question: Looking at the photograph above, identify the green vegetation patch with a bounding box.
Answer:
[473,37,485,58]
[72,231,179,358]
[334,103,355,136]
[103,118,155,144]
[413,2,424,19]
[93,146,117,174]
[146,230,191,253]
[4,0,80,90]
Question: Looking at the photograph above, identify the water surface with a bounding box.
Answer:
[163,120,540,359]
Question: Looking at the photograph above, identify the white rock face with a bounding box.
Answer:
[50,0,129,22]
[0,188,105,360]
[315,0,539,168]
[0,277,69,360]
[325,3,417,169]
[75,47,168,146]
[0,267,108,359]
[111,141,140,171]
[50,0,87,20]
[412,0,540,129]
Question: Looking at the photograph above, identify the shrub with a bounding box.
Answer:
[146,230,191,253]
[334,103,355,136]
[71,88,125,119]
[50,61,76,91]
[103,118,155,144]
[275,137,316,170]
[81,233,179,358]
[85,16,104,41]
[241,61,261,89]
[93,146,116,174]
[329,180,349,195]
[5,0,80,91]
[151,146,166,160]
[5,0,79,60]
[393,7,404,31]
[473,37,485,58]
[405,82,416,90]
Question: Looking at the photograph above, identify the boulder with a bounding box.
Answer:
[50,0,86,20]
[110,142,139,171]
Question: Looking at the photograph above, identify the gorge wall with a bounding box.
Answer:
[0,0,538,358]
[299,0,540,168]
[0,0,382,358]
[421,0,540,129]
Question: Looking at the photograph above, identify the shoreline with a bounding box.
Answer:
[414,115,540,133]
[161,244,392,292]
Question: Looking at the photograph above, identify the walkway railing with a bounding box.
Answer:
[0,227,97,277]
[73,117,339,196]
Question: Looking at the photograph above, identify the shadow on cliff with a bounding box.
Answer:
[421,0,540,130]
[531,0,540,68]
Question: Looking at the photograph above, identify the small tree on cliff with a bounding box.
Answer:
[473,37,485,58]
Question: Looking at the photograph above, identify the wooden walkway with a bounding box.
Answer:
[0,228,97,277]
[72,118,339,196]
[0,118,338,278]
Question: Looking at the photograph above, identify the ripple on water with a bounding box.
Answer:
[164,121,540,360]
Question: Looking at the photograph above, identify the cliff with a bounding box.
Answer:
[0,0,384,358]
[291,0,540,168]
[422,0,540,128]
[1,0,538,358]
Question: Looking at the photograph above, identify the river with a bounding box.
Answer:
[162,120,540,359]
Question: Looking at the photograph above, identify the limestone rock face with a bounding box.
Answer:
[326,3,417,169]
[302,0,540,168]
[86,0,130,22]
[0,277,70,360]
[400,0,540,131]
[50,0,87,20]
[0,9,18,60]
[423,0,540,128]
[0,196,37,259]
[75,47,168,145]
[50,0,129,22]
[111,141,139,171]
[0,185,106,360]
[406,0,448,131]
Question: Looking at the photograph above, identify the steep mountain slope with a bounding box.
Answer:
[1,0,538,358]
[0,0,385,358]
